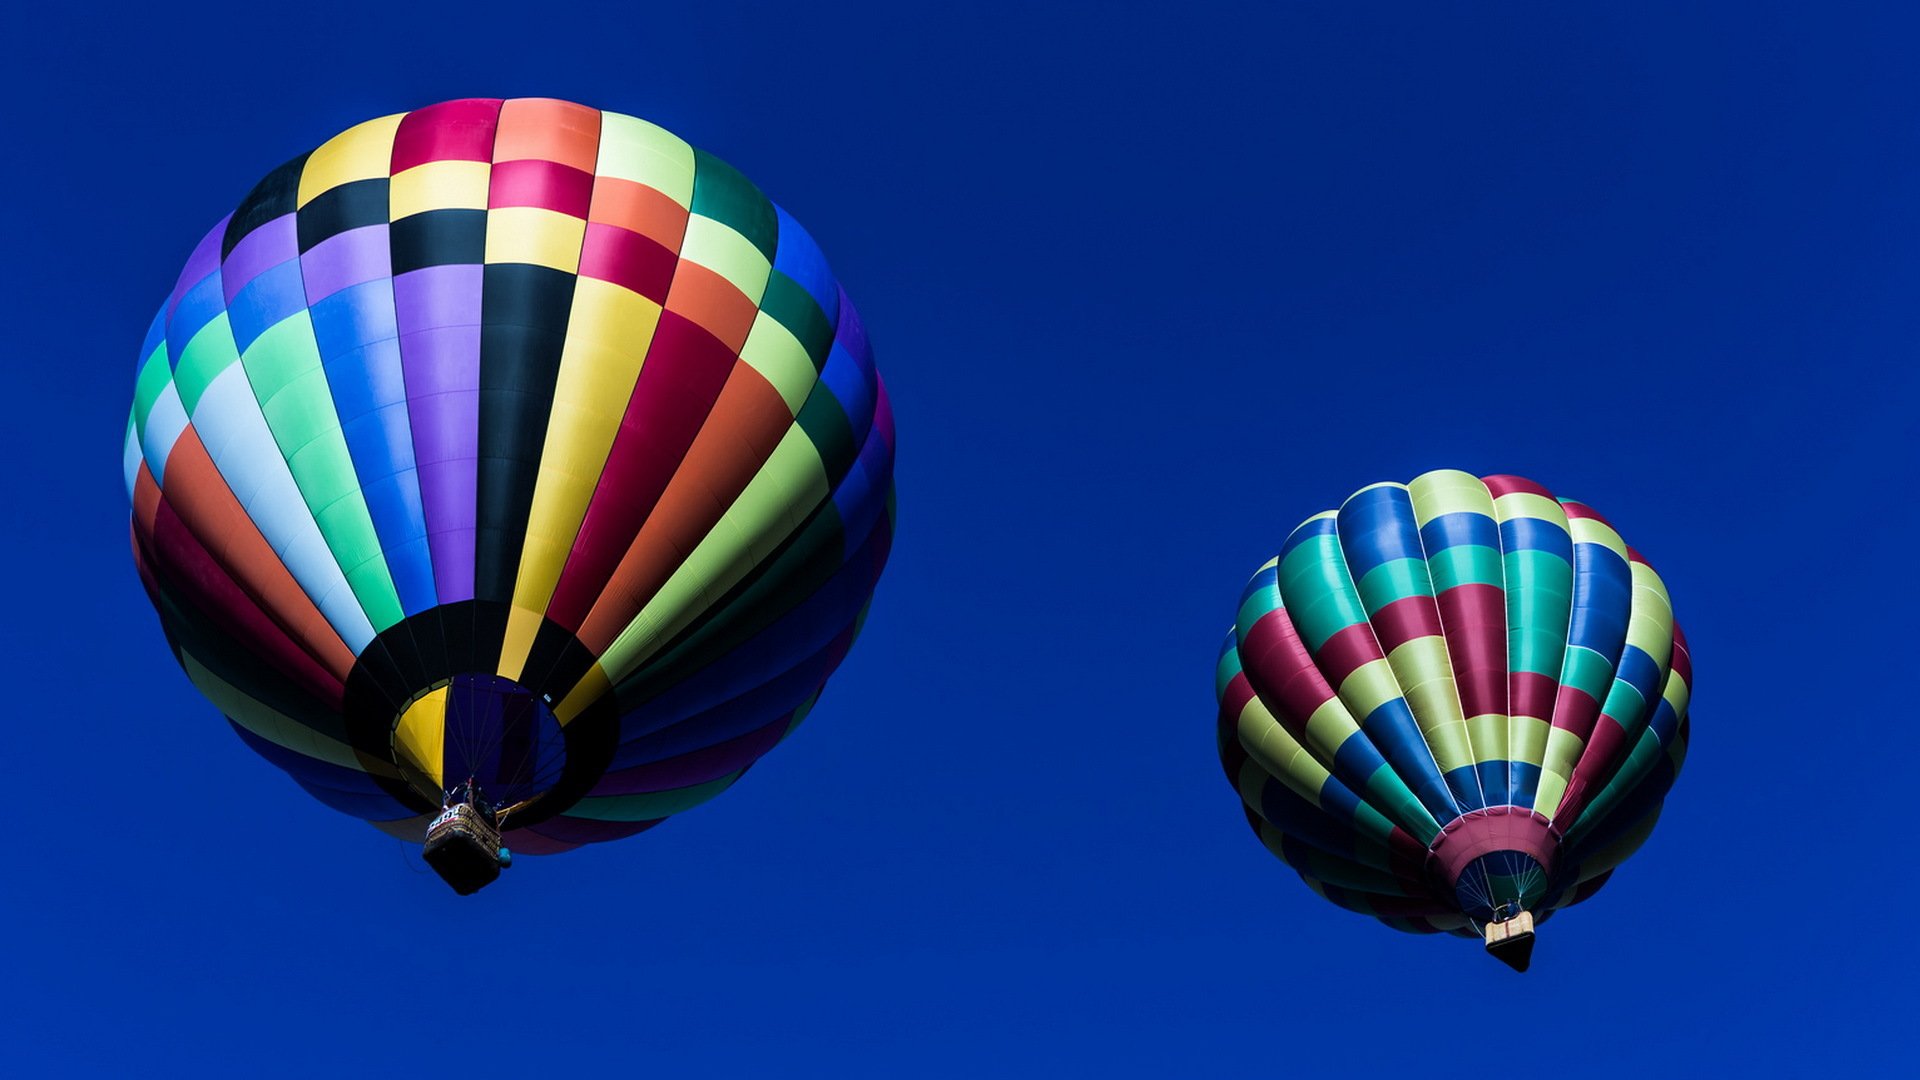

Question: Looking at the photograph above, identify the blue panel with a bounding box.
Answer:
[139,306,169,370]
[1499,515,1573,558]
[224,260,309,353]
[820,336,877,438]
[1613,644,1664,702]
[308,279,399,354]
[1568,544,1632,653]
[771,207,838,317]
[1330,730,1391,789]
[1420,511,1500,554]
[1361,698,1459,821]
[1337,485,1422,578]
[1278,515,1338,562]
[831,425,894,559]
[168,271,229,357]
[313,288,437,615]
[1508,761,1543,806]
[1442,763,1492,812]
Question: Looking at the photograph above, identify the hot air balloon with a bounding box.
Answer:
[124,98,894,893]
[1214,470,1688,969]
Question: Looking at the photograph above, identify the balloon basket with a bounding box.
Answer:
[423,803,505,896]
[1483,910,1536,972]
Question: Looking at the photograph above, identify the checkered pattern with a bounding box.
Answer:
[127,99,894,853]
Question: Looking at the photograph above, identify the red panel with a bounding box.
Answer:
[546,311,739,633]
[1434,582,1506,717]
[487,159,594,217]
[390,99,503,173]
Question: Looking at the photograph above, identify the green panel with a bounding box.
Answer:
[1356,557,1434,614]
[1363,764,1441,843]
[173,313,242,414]
[1235,585,1279,641]
[758,271,835,365]
[690,149,777,259]
[795,385,857,481]
[1279,538,1367,651]
[1215,638,1244,700]
[132,348,173,435]
[1428,544,1504,592]
[1560,645,1617,701]
[244,311,404,632]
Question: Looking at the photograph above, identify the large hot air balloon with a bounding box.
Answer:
[1214,470,1688,969]
[124,98,894,893]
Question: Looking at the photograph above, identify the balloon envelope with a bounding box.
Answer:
[1216,470,1688,936]
[125,98,894,856]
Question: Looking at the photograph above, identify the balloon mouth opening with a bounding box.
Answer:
[1426,807,1563,921]
[391,673,569,812]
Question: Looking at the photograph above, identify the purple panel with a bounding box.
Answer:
[395,265,482,603]
[169,218,230,318]
[301,224,393,304]
[221,214,299,303]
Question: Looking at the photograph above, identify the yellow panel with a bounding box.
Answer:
[1537,726,1586,813]
[1467,713,1511,765]
[391,160,491,218]
[1569,515,1628,558]
[1421,718,1474,773]
[681,216,772,300]
[392,686,448,790]
[1492,491,1564,524]
[1408,469,1493,525]
[1238,701,1331,807]
[298,113,405,207]
[1336,659,1405,720]
[1535,769,1570,819]
[485,207,587,272]
[508,280,663,617]
[597,112,695,206]
[1301,696,1361,762]
[1626,562,1675,655]
[1510,715,1551,766]
[497,607,545,682]
[556,663,612,724]
[737,311,817,414]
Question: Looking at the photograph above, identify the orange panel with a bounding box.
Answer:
[160,429,357,682]
[493,98,602,171]
[588,176,691,251]
[577,365,791,652]
[663,261,760,353]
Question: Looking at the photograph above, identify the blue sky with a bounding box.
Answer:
[4,2,1913,1074]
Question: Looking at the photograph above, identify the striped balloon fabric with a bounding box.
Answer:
[126,99,894,855]
[1215,470,1689,936]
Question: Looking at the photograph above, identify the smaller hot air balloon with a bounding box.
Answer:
[1214,470,1690,970]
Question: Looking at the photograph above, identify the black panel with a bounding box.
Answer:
[222,153,310,257]
[296,177,391,252]
[474,263,576,604]
[389,209,486,274]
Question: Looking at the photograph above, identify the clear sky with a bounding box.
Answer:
[4,2,1912,1074]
